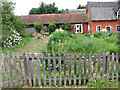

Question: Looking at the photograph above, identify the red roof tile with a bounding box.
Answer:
[18,14,88,25]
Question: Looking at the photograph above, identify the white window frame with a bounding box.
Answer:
[116,25,120,32]
[75,24,83,33]
[96,26,101,31]
[106,26,111,33]
[117,9,120,19]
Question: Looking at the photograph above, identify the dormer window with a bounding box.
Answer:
[117,9,120,19]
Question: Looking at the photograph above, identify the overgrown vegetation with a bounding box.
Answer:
[34,23,43,33]
[48,22,56,34]
[60,23,74,32]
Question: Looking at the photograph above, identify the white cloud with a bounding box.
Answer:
[11,0,116,16]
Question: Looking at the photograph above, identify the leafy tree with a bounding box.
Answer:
[34,23,43,33]
[29,2,65,15]
[1,1,25,35]
[48,22,56,34]
[29,8,39,15]
[77,4,87,9]
[60,23,74,31]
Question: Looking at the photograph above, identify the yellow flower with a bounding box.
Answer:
[49,34,53,38]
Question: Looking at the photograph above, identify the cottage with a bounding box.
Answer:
[87,1,120,34]
[18,1,120,34]
[18,13,88,34]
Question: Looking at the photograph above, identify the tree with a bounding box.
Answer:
[34,23,43,33]
[29,2,65,15]
[48,22,56,34]
[77,4,87,9]
[60,23,74,31]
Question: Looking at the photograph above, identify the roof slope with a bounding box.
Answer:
[68,9,86,14]
[18,14,88,25]
[87,2,118,21]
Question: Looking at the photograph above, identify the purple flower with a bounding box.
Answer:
[64,41,66,43]
[59,39,61,43]
[68,41,70,43]
[52,41,54,45]
[101,81,102,83]
[89,79,91,81]
[104,74,107,77]
[94,80,96,82]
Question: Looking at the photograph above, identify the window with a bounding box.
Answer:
[106,26,111,33]
[75,24,83,33]
[116,25,120,31]
[117,9,120,19]
[96,26,101,31]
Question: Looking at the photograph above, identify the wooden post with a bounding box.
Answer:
[37,54,41,86]
[89,54,92,78]
[116,53,119,81]
[64,54,66,86]
[58,54,61,87]
[48,53,51,86]
[102,53,106,76]
[43,54,46,86]
[106,52,110,74]
[0,57,3,87]
[74,54,77,85]
[84,54,87,85]
[111,53,114,81]
[53,54,56,86]
[69,54,71,86]
[93,54,97,73]
[23,52,28,85]
[79,54,82,85]
[98,53,101,76]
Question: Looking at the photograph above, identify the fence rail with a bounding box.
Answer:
[0,52,119,87]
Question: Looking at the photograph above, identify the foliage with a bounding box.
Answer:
[2,29,22,48]
[87,73,118,88]
[93,31,109,38]
[77,4,87,9]
[1,0,25,47]
[34,23,43,33]
[47,30,72,54]
[60,23,74,32]
[48,22,56,34]
[29,2,65,15]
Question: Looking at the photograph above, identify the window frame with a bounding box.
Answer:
[75,24,83,33]
[117,9,120,19]
[116,25,120,32]
[96,26,101,31]
[106,26,111,33]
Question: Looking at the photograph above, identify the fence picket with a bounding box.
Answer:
[98,53,101,76]
[23,52,28,85]
[58,54,62,86]
[43,54,46,86]
[26,53,32,86]
[107,52,110,74]
[69,54,71,86]
[53,54,56,86]
[74,54,77,85]
[31,54,36,87]
[89,54,92,78]
[48,53,51,86]
[111,53,114,81]
[79,54,82,85]
[7,53,13,87]
[37,54,41,86]
[13,52,19,85]
[64,54,67,86]
[0,57,3,87]
[116,53,119,81]
[2,54,8,87]
[17,52,23,86]
[93,54,97,73]
[84,54,87,85]
[102,53,106,76]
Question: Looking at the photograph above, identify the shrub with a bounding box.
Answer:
[87,73,118,88]
[34,23,43,33]
[2,29,22,48]
[48,22,56,34]
[60,23,74,32]
[93,31,109,38]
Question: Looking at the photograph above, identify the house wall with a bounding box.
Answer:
[70,23,88,34]
[87,9,120,34]
[91,20,120,34]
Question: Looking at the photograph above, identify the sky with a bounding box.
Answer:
[10,0,117,16]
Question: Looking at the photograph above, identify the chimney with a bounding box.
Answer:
[66,9,69,14]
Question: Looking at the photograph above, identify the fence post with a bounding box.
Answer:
[23,52,28,85]
[0,57,3,88]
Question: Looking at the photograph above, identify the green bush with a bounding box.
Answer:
[87,73,118,88]
[60,23,74,32]
[93,31,109,38]
[48,22,56,34]
[34,23,43,33]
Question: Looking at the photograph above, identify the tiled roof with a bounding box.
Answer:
[18,14,88,25]
[87,2,118,21]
